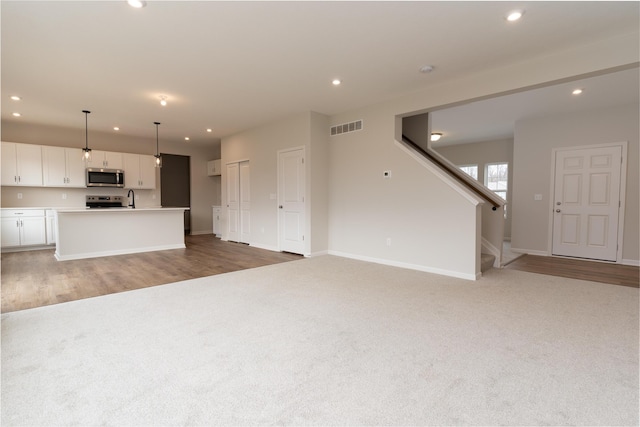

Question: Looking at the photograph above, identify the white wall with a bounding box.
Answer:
[511,103,639,262]
[221,111,330,254]
[1,121,220,235]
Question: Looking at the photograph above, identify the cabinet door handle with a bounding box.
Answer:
[16,220,19,227]
[14,176,17,183]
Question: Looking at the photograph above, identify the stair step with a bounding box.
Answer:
[481,253,496,273]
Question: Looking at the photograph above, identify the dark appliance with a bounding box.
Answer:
[86,168,124,188]
[85,195,125,209]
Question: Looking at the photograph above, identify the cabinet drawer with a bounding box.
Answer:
[1,209,46,218]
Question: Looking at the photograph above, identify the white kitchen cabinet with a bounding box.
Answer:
[212,206,221,236]
[207,159,222,176]
[1,209,46,248]
[1,142,43,186]
[46,210,56,245]
[86,150,123,169]
[42,146,86,187]
[123,153,156,189]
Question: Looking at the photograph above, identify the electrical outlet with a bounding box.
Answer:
[534,194,543,201]
[152,194,156,200]
[386,237,391,246]
[62,193,67,200]
[17,193,23,199]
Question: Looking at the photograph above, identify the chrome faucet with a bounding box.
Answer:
[127,189,135,209]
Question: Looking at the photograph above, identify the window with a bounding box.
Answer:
[485,162,508,200]
[458,164,478,180]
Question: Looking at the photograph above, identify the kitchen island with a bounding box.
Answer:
[54,207,189,261]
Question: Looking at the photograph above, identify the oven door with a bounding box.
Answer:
[86,169,124,187]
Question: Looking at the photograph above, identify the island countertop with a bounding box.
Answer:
[54,206,189,213]
[54,207,189,261]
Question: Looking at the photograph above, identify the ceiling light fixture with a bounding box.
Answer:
[153,122,162,168]
[127,0,146,8]
[419,65,434,74]
[113,127,120,131]
[159,96,167,106]
[572,88,584,95]
[12,112,21,117]
[430,132,443,142]
[506,10,524,21]
[332,79,341,86]
[10,95,21,101]
[206,128,212,133]
[184,137,190,141]
[82,110,92,162]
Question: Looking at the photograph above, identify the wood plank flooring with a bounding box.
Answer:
[1,235,301,313]
[505,254,639,288]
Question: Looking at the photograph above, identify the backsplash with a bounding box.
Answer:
[1,186,160,208]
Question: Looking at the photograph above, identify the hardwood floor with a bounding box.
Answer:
[505,254,639,288]
[1,235,301,313]
[3,238,638,313]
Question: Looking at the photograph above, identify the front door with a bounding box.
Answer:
[278,147,305,254]
[552,145,622,261]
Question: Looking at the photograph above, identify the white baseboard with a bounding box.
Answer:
[327,250,479,281]
[308,250,329,258]
[249,242,280,252]
[510,247,548,256]
[54,244,186,261]
[622,259,640,266]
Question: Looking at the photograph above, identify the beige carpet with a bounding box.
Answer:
[2,255,638,426]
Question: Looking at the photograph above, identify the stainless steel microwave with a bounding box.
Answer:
[86,168,125,188]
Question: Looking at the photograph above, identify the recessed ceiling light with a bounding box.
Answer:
[12,112,21,117]
[127,0,146,8]
[159,95,167,106]
[113,127,120,131]
[430,132,442,142]
[206,128,212,133]
[184,137,190,141]
[506,10,524,22]
[419,65,434,74]
[332,79,341,86]
[10,95,21,101]
[572,88,583,95]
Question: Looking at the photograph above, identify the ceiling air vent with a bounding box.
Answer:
[330,119,363,136]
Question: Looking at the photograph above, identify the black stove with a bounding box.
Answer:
[86,195,125,209]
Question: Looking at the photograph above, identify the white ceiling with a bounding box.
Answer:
[431,66,640,146]
[2,1,638,148]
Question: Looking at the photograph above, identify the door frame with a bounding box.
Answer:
[277,145,307,255]
[547,141,628,263]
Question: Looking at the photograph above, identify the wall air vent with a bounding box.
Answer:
[330,119,363,136]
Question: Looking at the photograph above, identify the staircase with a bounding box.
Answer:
[481,253,496,273]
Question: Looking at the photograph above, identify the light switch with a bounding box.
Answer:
[17,193,23,199]
[534,194,543,201]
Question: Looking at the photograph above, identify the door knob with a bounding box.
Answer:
[556,202,562,205]
[279,205,283,209]
[556,209,561,213]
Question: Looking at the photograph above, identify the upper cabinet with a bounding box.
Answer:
[1,142,43,186]
[86,150,123,169]
[42,146,86,187]
[207,159,222,176]
[123,153,156,189]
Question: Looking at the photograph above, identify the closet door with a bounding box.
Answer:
[239,161,251,244]
[226,162,240,242]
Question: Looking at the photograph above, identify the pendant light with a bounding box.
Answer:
[154,121,162,168]
[82,110,92,162]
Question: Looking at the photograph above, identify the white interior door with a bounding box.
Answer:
[239,161,251,244]
[226,162,240,242]
[278,148,305,254]
[552,145,622,261]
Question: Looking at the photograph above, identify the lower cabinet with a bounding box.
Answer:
[212,206,221,237]
[1,209,46,248]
